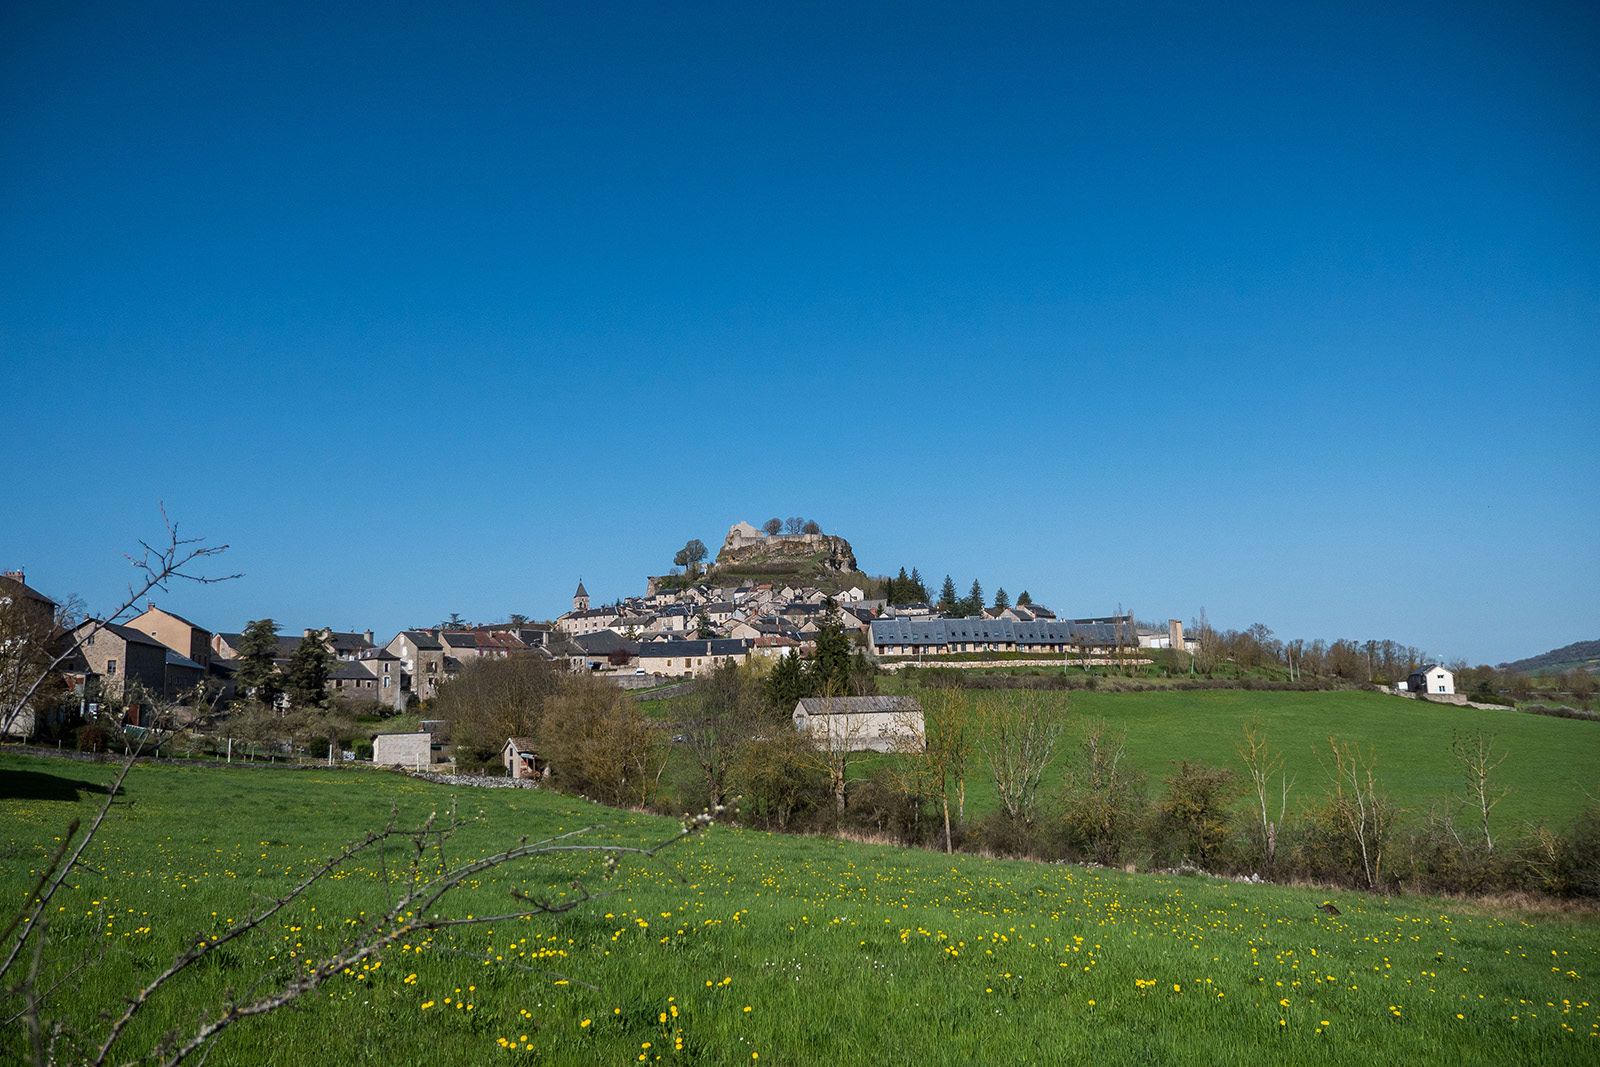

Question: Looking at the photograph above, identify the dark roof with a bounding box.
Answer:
[326,631,374,653]
[329,661,375,680]
[89,622,168,650]
[164,649,205,671]
[795,695,922,716]
[868,616,1132,646]
[637,638,752,658]
[575,580,588,598]
[573,630,639,656]
[0,574,57,608]
[400,630,443,650]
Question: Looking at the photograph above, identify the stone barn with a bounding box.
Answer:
[372,731,433,769]
[792,695,924,753]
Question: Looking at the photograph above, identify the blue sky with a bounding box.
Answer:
[1,1,1595,665]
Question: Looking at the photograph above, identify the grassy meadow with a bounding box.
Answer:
[3,750,1598,1066]
[645,686,1600,829]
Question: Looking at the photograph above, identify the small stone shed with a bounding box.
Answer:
[373,731,433,769]
[502,736,549,780]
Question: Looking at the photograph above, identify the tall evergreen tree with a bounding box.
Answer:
[965,579,984,617]
[695,608,714,640]
[287,631,332,710]
[994,587,1010,611]
[236,618,283,708]
[1016,590,1032,606]
[765,648,809,710]
[807,599,853,695]
[937,575,960,616]
[910,567,928,602]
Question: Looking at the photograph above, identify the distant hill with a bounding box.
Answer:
[1497,639,1600,675]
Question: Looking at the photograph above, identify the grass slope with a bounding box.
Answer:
[3,753,1597,1066]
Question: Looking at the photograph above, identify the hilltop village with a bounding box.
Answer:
[0,522,1191,735]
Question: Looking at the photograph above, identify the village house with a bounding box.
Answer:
[635,638,753,678]
[1405,664,1455,695]
[385,630,447,701]
[69,621,169,700]
[792,695,925,753]
[127,604,213,669]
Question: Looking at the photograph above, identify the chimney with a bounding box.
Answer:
[364,629,374,645]
[2,569,22,584]
[1169,619,1184,650]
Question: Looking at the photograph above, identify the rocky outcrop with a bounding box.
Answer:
[715,522,857,574]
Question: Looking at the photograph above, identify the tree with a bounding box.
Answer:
[806,600,852,696]
[235,619,283,710]
[784,517,804,535]
[286,630,332,711]
[508,613,528,627]
[964,579,984,618]
[1060,717,1147,865]
[978,690,1065,829]
[539,674,665,808]
[1152,761,1239,868]
[1451,729,1508,853]
[993,587,1010,612]
[801,519,821,535]
[1237,715,1294,872]
[921,685,973,851]
[436,656,561,764]
[908,568,928,603]
[682,661,760,810]
[1314,739,1395,889]
[1016,590,1031,606]
[937,575,960,616]
[762,518,783,536]
[695,608,714,640]
[764,649,808,711]
[672,539,708,576]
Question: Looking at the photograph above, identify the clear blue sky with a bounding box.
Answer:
[2,1,1595,665]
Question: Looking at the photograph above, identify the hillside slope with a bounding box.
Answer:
[1497,639,1600,675]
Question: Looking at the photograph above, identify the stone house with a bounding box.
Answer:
[126,604,213,670]
[635,638,752,678]
[70,621,169,700]
[373,731,433,769]
[386,630,446,701]
[792,695,924,753]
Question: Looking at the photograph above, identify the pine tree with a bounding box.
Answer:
[937,575,959,616]
[807,599,853,695]
[695,608,714,640]
[994,587,1010,611]
[965,579,984,617]
[765,648,809,710]
[1016,590,1032,606]
[910,567,928,602]
[287,631,332,710]
[236,618,283,708]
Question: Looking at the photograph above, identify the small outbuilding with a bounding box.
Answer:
[373,731,433,769]
[502,736,548,780]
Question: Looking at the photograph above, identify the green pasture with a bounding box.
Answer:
[3,752,1597,1066]
[653,687,1600,830]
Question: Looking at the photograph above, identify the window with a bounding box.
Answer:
[383,677,390,688]
[107,659,118,676]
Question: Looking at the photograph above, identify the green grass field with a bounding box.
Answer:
[3,751,1597,1065]
[650,687,1600,829]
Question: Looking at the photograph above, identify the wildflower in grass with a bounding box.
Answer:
[581,1019,591,1027]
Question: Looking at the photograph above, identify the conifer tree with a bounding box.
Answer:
[910,567,928,602]
[994,587,1010,611]
[236,618,283,709]
[1016,590,1032,606]
[765,648,809,711]
[965,579,984,617]
[937,575,959,616]
[287,631,332,710]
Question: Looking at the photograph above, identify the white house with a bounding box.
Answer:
[792,695,925,753]
[373,732,433,769]
[1406,664,1455,695]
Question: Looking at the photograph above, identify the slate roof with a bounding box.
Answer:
[575,580,588,598]
[400,630,443,650]
[163,649,205,671]
[794,695,922,716]
[635,639,752,659]
[573,630,639,656]
[868,616,1130,647]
